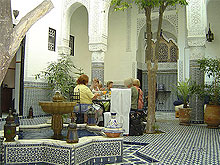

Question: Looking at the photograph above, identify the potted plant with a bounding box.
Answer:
[197,57,220,128]
[173,78,195,125]
[35,55,83,100]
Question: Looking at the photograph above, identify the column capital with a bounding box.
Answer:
[189,46,205,61]
[91,51,105,63]
[57,45,71,55]
[186,0,207,46]
[187,36,206,47]
[89,43,107,52]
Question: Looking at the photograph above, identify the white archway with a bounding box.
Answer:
[58,1,89,55]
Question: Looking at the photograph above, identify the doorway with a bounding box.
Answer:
[0,38,25,118]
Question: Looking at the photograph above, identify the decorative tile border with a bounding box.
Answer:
[0,137,4,164]
[5,143,71,164]
[23,81,52,117]
[3,137,123,165]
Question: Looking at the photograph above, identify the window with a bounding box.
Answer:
[69,35,75,56]
[48,27,56,51]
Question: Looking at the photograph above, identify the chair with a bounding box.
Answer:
[69,89,80,103]
[69,89,84,124]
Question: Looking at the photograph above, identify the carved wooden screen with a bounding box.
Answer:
[151,35,178,62]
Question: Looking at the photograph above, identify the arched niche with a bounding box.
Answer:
[60,1,89,48]
[68,4,91,78]
[136,18,177,65]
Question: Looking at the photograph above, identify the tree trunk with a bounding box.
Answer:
[145,4,167,133]
[0,0,13,86]
[0,0,54,85]
[144,6,156,133]
[146,68,157,133]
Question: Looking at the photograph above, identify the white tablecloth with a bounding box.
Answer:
[104,88,131,134]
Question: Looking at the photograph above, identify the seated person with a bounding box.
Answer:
[124,78,138,111]
[98,81,105,91]
[133,79,144,110]
[173,95,186,118]
[100,81,113,112]
[74,74,102,124]
[106,81,113,93]
[124,78,144,136]
[90,78,100,92]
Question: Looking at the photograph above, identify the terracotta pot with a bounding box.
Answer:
[204,105,220,128]
[179,108,191,126]
[105,132,121,138]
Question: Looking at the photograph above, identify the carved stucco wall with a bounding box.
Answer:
[136,10,179,72]
[137,13,178,40]
[187,0,206,50]
[187,0,207,123]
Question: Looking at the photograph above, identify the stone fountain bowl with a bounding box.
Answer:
[39,101,77,114]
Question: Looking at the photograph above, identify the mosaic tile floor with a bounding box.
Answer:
[1,112,220,165]
[113,119,220,165]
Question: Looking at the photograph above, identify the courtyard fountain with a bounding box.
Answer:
[1,92,123,164]
[39,91,76,139]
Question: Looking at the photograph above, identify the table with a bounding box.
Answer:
[92,99,111,112]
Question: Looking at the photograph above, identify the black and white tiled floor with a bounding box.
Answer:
[116,119,220,165]
[1,113,220,165]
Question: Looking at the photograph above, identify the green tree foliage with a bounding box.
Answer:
[173,78,196,108]
[111,0,187,11]
[197,58,220,105]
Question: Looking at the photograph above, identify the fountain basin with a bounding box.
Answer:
[39,101,77,139]
[18,125,104,140]
[39,101,76,114]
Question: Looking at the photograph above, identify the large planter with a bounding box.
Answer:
[179,108,191,126]
[204,105,220,128]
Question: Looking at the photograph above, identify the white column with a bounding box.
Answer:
[91,51,105,84]
[186,0,207,123]
[88,0,110,83]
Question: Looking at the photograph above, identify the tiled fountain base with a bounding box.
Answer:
[1,112,220,165]
[1,116,123,165]
[3,137,123,165]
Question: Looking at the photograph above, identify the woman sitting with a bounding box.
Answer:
[74,74,102,124]
[90,78,100,92]
[133,79,144,110]
[124,78,138,111]
[124,78,144,136]
[106,81,113,93]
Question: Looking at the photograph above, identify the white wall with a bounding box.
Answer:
[11,0,62,81]
[69,5,134,85]
[206,1,220,59]
[105,10,132,84]
[205,1,220,83]
[70,6,91,77]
